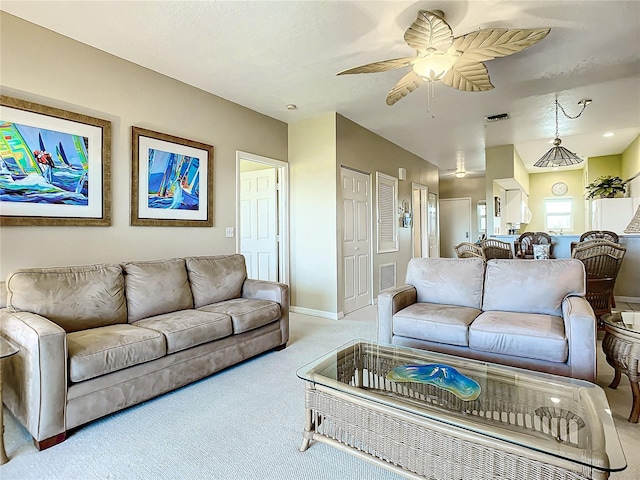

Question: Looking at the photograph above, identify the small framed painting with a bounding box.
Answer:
[0,95,111,226]
[131,126,214,227]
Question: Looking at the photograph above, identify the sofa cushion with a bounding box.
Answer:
[469,311,568,363]
[124,258,193,322]
[185,255,247,308]
[6,264,127,333]
[133,310,232,354]
[199,298,280,334]
[482,259,585,316]
[405,258,485,309]
[67,324,166,382]
[393,303,481,346]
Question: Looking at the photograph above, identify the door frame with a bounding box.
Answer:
[236,151,289,285]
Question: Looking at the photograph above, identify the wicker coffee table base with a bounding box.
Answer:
[299,384,609,480]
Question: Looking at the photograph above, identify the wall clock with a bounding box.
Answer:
[552,182,568,196]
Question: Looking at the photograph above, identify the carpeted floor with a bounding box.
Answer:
[1,306,638,479]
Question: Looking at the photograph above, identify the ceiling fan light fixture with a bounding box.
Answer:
[454,171,467,178]
[413,53,458,82]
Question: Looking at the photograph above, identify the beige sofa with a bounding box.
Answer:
[378,258,596,382]
[0,254,288,450]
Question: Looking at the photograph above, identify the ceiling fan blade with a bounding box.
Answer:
[449,28,551,63]
[386,71,424,105]
[404,10,454,52]
[441,61,494,92]
[336,57,417,75]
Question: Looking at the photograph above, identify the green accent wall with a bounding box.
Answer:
[622,134,640,182]
[526,170,585,233]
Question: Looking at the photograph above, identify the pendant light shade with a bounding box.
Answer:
[533,137,583,167]
[534,98,590,168]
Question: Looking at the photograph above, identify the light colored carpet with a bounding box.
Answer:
[1,306,639,479]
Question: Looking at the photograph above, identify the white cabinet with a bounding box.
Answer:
[591,198,637,233]
[505,190,531,223]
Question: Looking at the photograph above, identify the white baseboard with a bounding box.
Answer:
[615,296,640,304]
[291,306,343,320]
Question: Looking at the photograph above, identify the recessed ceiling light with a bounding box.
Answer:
[603,132,614,137]
[286,104,297,110]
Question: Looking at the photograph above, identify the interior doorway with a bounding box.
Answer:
[439,197,471,258]
[428,192,439,258]
[236,152,289,284]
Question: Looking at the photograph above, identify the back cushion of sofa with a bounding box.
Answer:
[6,264,127,332]
[124,258,193,322]
[405,258,485,309]
[482,259,585,316]
[185,254,247,308]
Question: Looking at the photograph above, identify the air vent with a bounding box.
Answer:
[379,263,397,292]
[485,113,510,122]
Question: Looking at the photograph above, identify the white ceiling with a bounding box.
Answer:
[3,0,639,178]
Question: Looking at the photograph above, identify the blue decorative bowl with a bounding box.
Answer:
[387,364,481,401]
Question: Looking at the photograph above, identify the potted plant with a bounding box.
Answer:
[585,175,626,199]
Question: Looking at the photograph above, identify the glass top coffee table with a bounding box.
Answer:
[297,340,626,480]
[602,311,640,423]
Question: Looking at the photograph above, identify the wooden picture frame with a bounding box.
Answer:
[0,95,111,226]
[131,126,214,227]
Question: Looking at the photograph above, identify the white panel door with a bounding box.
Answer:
[439,197,471,258]
[240,168,277,281]
[342,168,371,314]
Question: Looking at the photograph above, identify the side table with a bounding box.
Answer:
[1,337,19,464]
[602,312,640,423]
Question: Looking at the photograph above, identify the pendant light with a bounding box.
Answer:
[534,98,591,168]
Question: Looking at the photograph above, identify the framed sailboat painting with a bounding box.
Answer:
[131,126,214,227]
[0,95,111,226]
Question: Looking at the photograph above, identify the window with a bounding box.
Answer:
[376,172,398,253]
[544,197,573,232]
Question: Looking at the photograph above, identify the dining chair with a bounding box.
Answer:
[480,239,513,260]
[571,230,619,253]
[514,232,554,259]
[571,239,626,319]
[454,242,484,259]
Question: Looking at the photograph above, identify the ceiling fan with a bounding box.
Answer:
[337,10,550,106]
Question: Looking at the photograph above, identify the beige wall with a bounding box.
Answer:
[288,113,439,317]
[288,114,338,314]
[0,13,287,278]
[439,176,485,239]
[336,114,439,312]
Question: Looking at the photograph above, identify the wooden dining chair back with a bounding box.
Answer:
[571,239,626,317]
[514,232,553,259]
[480,239,513,260]
[454,242,484,259]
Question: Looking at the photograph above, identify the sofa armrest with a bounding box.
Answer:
[0,308,68,443]
[242,279,289,346]
[377,285,417,344]
[562,296,597,382]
